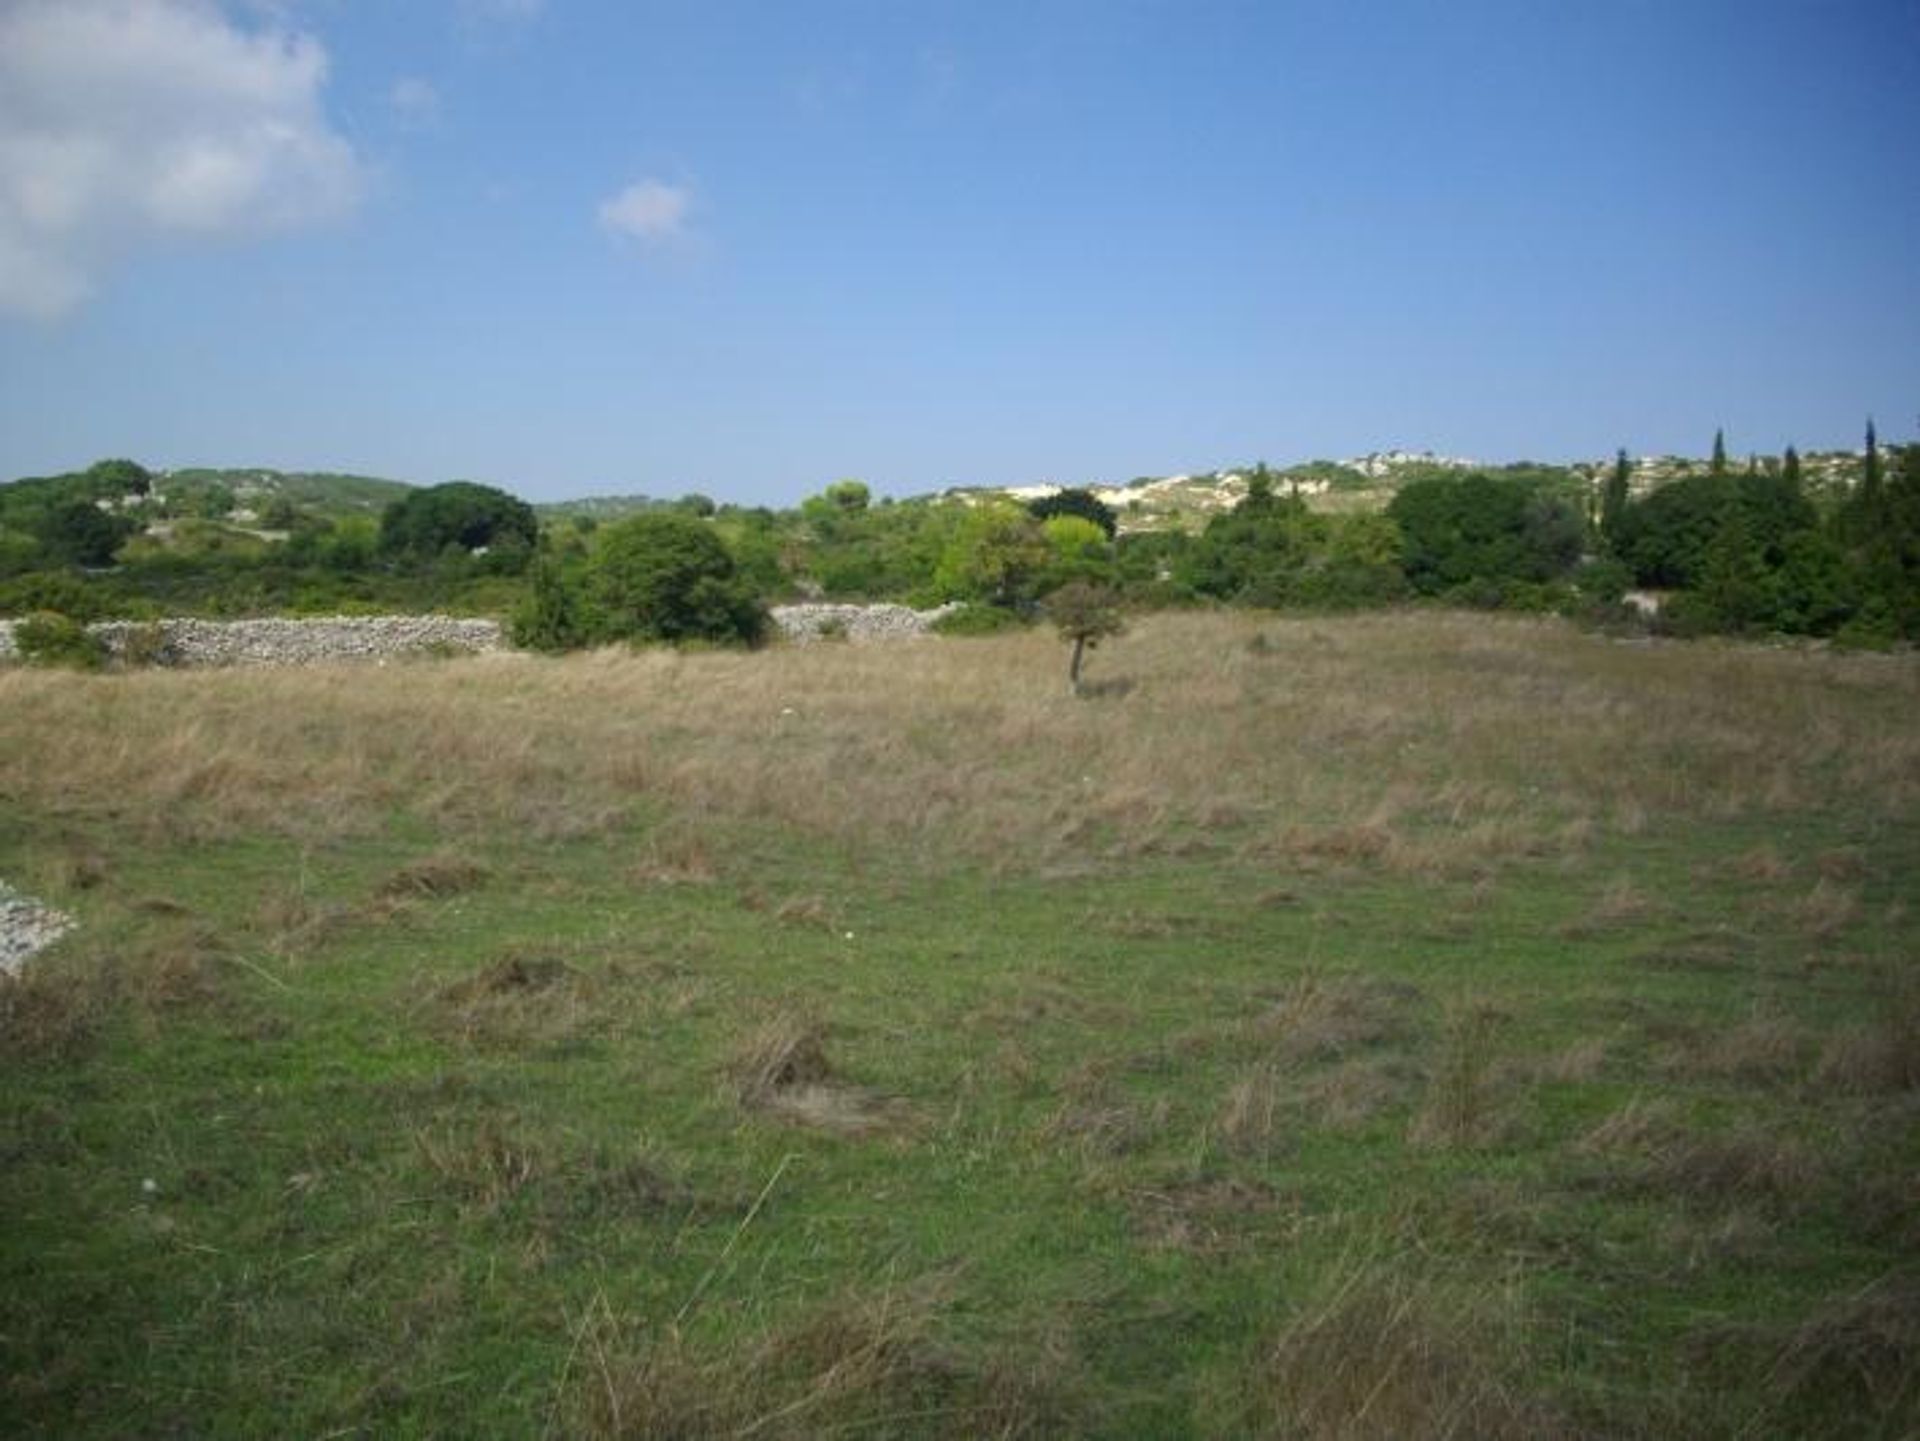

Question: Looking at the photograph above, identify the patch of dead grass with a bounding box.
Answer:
[1815,988,1920,1095]
[727,1012,910,1138]
[4,613,1916,878]
[1212,1260,1550,1439]
[377,852,492,900]
[413,1118,543,1211]
[1127,1174,1294,1255]
[1686,1012,1810,1086]
[1689,1275,1920,1437]
[1558,874,1661,939]
[1574,1100,1817,1211]
[1296,1056,1421,1131]
[1251,972,1421,1067]
[1409,1002,1513,1150]
[1730,843,1793,882]
[565,1276,1088,1439]
[1215,1063,1287,1157]
[1793,878,1861,939]
[428,952,617,1051]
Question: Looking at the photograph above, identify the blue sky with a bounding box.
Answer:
[1,0,1916,504]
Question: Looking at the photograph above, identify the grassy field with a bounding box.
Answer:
[2,611,1916,1438]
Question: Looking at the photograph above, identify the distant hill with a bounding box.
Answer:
[158,468,412,520]
[533,494,670,523]
[949,447,1873,533]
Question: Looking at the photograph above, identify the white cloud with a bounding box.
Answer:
[598,179,691,243]
[389,76,442,127]
[0,0,363,319]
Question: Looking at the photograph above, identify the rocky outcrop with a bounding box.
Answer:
[770,602,961,643]
[0,615,504,667]
[0,881,74,976]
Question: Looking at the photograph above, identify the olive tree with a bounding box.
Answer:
[1045,581,1125,696]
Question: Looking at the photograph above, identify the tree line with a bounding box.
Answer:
[3,428,1916,652]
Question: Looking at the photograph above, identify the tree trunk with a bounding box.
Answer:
[1068,635,1086,696]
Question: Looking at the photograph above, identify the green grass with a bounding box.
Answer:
[2,613,1916,1436]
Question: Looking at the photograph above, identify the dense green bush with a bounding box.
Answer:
[1028,487,1117,539]
[378,482,537,565]
[510,555,592,653]
[1387,473,1583,597]
[588,513,766,646]
[929,602,1028,636]
[14,612,107,670]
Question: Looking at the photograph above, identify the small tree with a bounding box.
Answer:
[1028,486,1117,539]
[588,512,766,646]
[1046,581,1124,696]
[1600,448,1631,552]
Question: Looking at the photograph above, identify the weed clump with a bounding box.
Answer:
[1815,988,1920,1094]
[1410,1002,1511,1150]
[378,853,492,899]
[727,1013,907,1137]
[1206,1261,1547,1439]
[565,1277,1087,1439]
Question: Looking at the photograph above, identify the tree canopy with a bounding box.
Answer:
[378,482,538,560]
[588,511,766,645]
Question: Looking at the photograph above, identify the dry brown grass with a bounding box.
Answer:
[1409,1002,1512,1150]
[1793,878,1862,939]
[1250,972,1421,1067]
[1558,873,1660,938]
[0,958,105,1063]
[1532,1035,1609,1083]
[1213,1260,1548,1439]
[3,612,1912,873]
[1127,1174,1292,1254]
[413,1119,543,1211]
[1685,1012,1810,1085]
[1575,1099,1817,1210]
[564,1276,1085,1439]
[1296,1057,1421,1131]
[376,851,492,899]
[427,952,622,1051]
[726,1012,910,1138]
[1730,843,1794,882]
[1815,987,1920,1094]
[1215,1062,1287,1156]
[1690,1275,1920,1436]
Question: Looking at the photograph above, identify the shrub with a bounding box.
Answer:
[115,622,174,669]
[509,555,591,653]
[15,611,107,670]
[378,482,537,562]
[930,603,1027,636]
[588,512,767,646]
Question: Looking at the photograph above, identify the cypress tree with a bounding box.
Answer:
[1710,428,1728,477]
[1600,448,1631,550]
[1861,418,1884,517]
[1782,445,1802,492]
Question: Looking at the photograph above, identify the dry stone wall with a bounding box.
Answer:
[0,604,957,666]
[0,615,504,667]
[770,602,961,642]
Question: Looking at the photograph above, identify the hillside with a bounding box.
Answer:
[955,448,1873,534]
[156,467,412,522]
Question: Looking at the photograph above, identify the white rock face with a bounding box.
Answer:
[0,615,504,667]
[770,602,962,643]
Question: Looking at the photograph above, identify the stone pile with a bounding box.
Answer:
[0,615,504,667]
[0,881,74,977]
[770,602,962,643]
